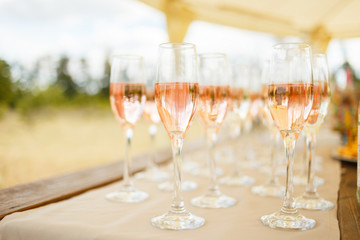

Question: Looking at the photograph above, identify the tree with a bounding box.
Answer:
[55,56,78,98]
[0,59,14,106]
[99,55,110,98]
[79,58,97,95]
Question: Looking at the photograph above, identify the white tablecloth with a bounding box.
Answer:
[0,128,340,240]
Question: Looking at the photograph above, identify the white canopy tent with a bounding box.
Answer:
[139,0,360,52]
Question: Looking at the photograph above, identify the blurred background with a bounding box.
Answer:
[0,0,359,188]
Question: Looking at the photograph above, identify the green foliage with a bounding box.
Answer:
[54,56,79,98]
[0,55,113,118]
[16,86,63,115]
[0,59,14,107]
[98,55,110,98]
[0,103,7,118]
[16,86,108,117]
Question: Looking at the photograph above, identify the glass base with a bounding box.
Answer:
[295,194,334,210]
[315,156,323,163]
[293,175,324,186]
[182,161,200,173]
[241,160,262,170]
[158,180,197,192]
[259,165,271,174]
[219,175,255,186]
[276,167,286,176]
[134,168,169,182]
[215,146,233,163]
[260,166,286,177]
[191,190,236,208]
[314,156,323,171]
[105,189,149,203]
[251,184,285,198]
[151,210,205,230]
[261,209,316,230]
[187,167,224,177]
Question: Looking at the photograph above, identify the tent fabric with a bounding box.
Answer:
[139,0,360,50]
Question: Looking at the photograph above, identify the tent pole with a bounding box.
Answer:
[164,2,193,42]
[308,26,332,53]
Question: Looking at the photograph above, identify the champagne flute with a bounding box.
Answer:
[295,53,334,210]
[106,55,149,203]
[293,135,325,186]
[219,65,254,186]
[135,66,169,182]
[261,43,315,230]
[244,67,263,168]
[186,112,224,177]
[191,53,236,208]
[251,60,285,197]
[151,42,205,230]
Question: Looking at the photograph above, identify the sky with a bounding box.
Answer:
[0,0,168,81]
[0,0,359,87]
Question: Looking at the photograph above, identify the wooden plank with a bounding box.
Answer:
[337,161,360,240]
[0,147,172,220]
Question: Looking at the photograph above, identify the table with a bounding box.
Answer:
[0,127,358,239]
[337,161,360,239]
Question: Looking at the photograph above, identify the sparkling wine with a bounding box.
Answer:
[306,81,330,127]
[230,87,250,120]
[110,82,146,128]
[143,90,161,124]
[319,81,330,118]
[306,84,321,125]
[230,88,245,110]
[249,92,264,119]
[260,84,278,136]
[262,105,278,136]
[155,82,198,137]
[250,92,261,102]
[143,101,161,124]
[261,84,268,102]
[268,83,313,137]
[197,85,230,130]
[146,89,155,101]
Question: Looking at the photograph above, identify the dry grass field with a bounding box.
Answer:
[0,107,203,188]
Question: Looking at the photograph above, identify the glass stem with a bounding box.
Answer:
[268,133,279,185]
[122,126,134,189]
[206,127,219,193]
[233,126,243,177]
[301,135,308,178]
[233,138,241,176]
[281,131,297,213]
[170,134,185,213]
[305,130,317,195]
[147,124,158,171]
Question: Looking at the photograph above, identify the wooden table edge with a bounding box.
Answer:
[337,161,360,240]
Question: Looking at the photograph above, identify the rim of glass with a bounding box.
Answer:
[199,53,226,59]
[111,54,143,61]
[273,42,311,50]
[159,42,195,49]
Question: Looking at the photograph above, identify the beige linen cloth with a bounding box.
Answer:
[0,128,340,240]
